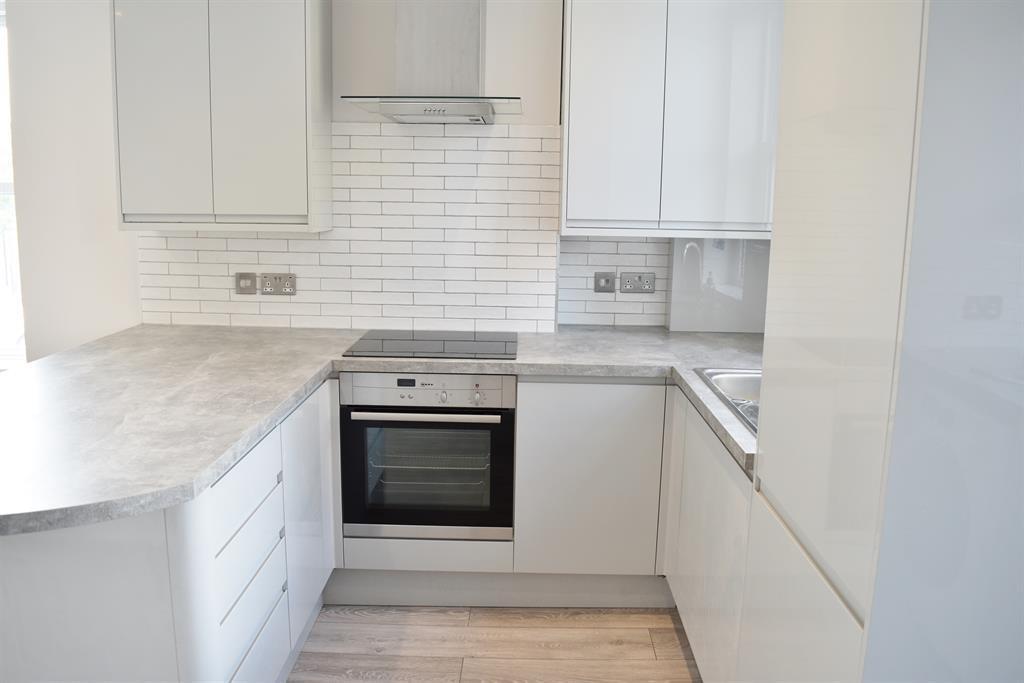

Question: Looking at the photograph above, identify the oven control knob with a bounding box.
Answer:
[400,394,405,399]
[440,391,448,403]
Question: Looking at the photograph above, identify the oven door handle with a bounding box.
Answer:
[349,411,502,424]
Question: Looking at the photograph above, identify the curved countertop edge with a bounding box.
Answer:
[0,330,758,537]
[0,361,336,537]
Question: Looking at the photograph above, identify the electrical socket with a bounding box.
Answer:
[593,271,616,293]
[261,273,296,296]
[234,272,258,295]
[620,272,656,294]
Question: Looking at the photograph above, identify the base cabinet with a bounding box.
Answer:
[281,380,336,648]
[736,495,863,682]
[514,381,666,575]
[670,403,751,683]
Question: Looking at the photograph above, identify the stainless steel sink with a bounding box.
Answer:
[697,368,761,434]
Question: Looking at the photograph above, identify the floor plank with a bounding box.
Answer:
[318,605,471,627]
[649,627,696,661]
[460,657,698,683]
[469,607,677,629]
[302,622,657,661]
[288,652,461,682]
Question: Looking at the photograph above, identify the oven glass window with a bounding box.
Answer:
[365,427,492,510]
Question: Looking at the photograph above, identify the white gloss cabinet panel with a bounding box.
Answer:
[0,512,179,681]
[660,0,781,228]
[736,495,863,683]
[656,386,688,575]
[112,0,213,215]
[674,406,751,683]
[564,0,666,225]
[514,382,665,575]
[754,0,924,618]
[209,0,307,217]
[281,380,335,648]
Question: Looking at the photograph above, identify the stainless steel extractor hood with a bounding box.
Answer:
[335,0,522,124]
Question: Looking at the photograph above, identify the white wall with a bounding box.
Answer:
[7,0,139,360]
[862,1,1024,679]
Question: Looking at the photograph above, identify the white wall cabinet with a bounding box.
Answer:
[280,379,336,648]
[564,0,666,228]
[672,405,752,683]
[112,0,214,216]
[112,0,331,232]
[208,0,307,218]
[514,381,666,575]
[562,0,781,239]
[736,495,863,682]
[660,0,781,231]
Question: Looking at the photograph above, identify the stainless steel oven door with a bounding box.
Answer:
[340,406,515,540]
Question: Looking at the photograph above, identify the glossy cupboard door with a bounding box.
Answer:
[755,0,924,618]
[674,406,751,683]
[281,380,335,647]
[737,495,863,682]
[209,0,307,217]
[565,0,666,227]
[660,0,781,230]
[656,387,688,576]
[514,382,666,575]
[113,0,213,216]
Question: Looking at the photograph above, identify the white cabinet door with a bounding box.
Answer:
[673,405,752,683]
[756,0,924,619]
[656,386,688,575]
[281,380,335,647]
[209,0,307,217]
[514,382,665,575]
[113,0,213,216]
[736,495,863,683]
[660,0,781,229]
[565,0,666,226]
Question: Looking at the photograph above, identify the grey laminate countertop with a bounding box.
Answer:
[0,324,761,536]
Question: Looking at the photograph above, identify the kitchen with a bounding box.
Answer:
[0,1,1020,682]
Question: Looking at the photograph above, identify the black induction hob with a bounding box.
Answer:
[342,330,518,360]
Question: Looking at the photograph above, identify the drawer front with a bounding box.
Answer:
[220,539,288,677]
[343,538,513,573]
[214,483,285,621]
[205,430,282,554]
[231,590,291,683]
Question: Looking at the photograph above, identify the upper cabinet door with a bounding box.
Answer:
[660,0,781,228]
[113,0,213,216]
[565,0,667,226]
[209,0,307,217]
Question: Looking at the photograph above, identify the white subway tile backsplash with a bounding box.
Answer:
[140,126,564,331]
[558,236,673,327]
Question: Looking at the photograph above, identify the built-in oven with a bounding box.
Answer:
[339,372,516,541]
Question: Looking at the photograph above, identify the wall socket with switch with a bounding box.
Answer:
[620,272,656,293]
[235,272,297,295]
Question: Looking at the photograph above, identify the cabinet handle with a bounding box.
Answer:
[281,581,288,593]
[279,526,286,540]
[276,471,283,484]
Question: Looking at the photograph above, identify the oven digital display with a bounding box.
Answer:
[396,378,416,387]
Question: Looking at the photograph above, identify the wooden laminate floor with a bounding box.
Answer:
[289,606,701,683]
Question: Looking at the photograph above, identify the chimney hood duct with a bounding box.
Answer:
[336,0,521,124]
